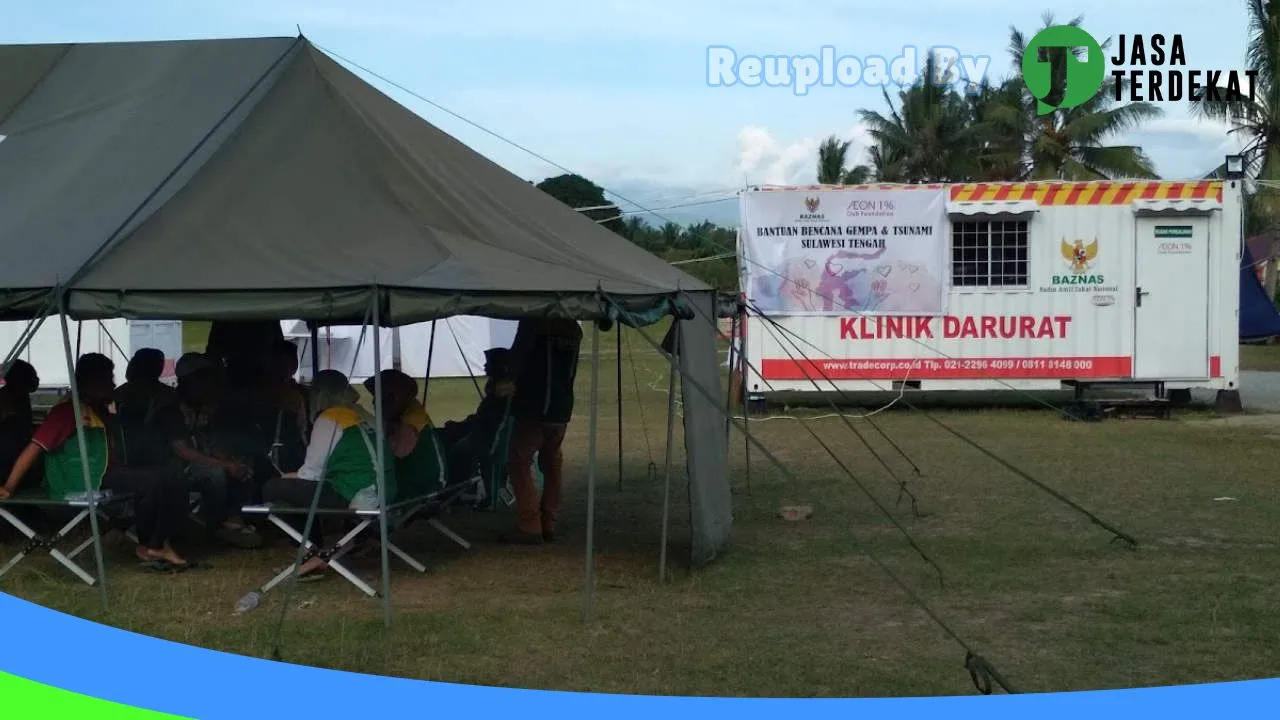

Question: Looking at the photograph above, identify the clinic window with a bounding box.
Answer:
[950,219,1029,287]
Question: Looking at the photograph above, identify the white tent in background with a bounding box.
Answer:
[399,316,518,379]
[0,319,131,388]
[281,316,517,381]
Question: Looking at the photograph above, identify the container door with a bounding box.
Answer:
[1132,216,1210,379]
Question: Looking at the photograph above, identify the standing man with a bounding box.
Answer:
[502,317,585,544]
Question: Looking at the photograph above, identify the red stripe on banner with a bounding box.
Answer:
[992,185,1012,201]
[1210,355,1221,377]
[761,356,1133,380]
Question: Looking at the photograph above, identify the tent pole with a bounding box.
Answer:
[58,304,109,612]
[1,297,56,377]
[616,325,623,490]
[582,319,600,622]
[741,306,752,496]
[658,321,680,583]
[371,292,392,627]
[75,320,83,360]
[309,324,320,381]
[421,321,437,405]
[725,312,738,441]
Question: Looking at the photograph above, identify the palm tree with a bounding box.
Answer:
[1191,0,1278,231]
[817,135,874,184]
[857,53,980,182]
[1002,13,1162,180]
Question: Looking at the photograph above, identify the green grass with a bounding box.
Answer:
[4,330,1280,697]
[1240,342,1280,372]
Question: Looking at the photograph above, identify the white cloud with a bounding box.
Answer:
[734,126,821,185]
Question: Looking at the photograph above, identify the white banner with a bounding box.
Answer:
[740,188,949,315]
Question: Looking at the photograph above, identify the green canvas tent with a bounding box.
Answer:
[0,37,731,599]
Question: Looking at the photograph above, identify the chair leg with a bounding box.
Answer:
[0,507,98,586]
[256,513,378,598]
[426,518,471,550]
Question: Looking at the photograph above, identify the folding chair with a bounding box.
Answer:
[239,504,422,598]
[0,490,132,586]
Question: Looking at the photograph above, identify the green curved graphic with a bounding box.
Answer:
[1021,25,1105,115]
[0,671,191,719]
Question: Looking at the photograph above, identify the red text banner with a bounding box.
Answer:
[761,356,1134,380]
[839,315,1073,341]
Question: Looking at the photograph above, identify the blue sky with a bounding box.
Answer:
[1,0,1253,226]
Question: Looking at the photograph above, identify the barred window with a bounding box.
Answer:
[951,219,1029,287]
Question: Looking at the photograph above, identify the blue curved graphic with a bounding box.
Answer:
[0,591,1276,718]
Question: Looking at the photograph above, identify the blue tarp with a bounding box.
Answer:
[1240,244,1280,340]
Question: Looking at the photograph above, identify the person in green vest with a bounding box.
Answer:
[0,353,192,570]
[364,369,447,502]
[262,369,395,579]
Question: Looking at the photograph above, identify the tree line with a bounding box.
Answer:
[534,6,1279,292]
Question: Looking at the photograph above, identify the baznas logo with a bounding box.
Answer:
[1061,237,1098,273]
[804,197,820,213]
[1053,237,1104,286]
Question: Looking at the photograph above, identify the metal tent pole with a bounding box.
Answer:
[421,321,438,405]
[309,324,320,381]
[658,321,680,582]
[1,297,56,377]
[371,291,392,627]
[582,319,601,622]
[58,304,109,611]
[725,312,739,441]
[616,326,623,490]
[741,306,752,496]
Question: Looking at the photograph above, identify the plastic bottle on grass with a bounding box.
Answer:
[234,591,262,614]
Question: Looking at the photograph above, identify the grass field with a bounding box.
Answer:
[4,328,1280,697]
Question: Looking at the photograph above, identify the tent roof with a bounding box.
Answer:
[0,37,710,325]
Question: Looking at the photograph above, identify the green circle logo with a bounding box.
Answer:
[1022,25,1105,115]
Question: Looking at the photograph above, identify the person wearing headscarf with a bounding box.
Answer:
[262,369,396,578]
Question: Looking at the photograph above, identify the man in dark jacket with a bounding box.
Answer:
[437,348,515,487]
[502,318,583,544]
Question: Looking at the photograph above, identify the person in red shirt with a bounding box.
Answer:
[0,354,191,570]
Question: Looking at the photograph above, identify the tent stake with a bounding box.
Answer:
[372,292,392,627]
[59,305,109,612]
[658,322,679,582]
[582,320,600,622]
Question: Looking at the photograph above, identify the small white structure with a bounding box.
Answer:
[282,317,518,382]
[738,179,1243,396]
[0,319,131,388]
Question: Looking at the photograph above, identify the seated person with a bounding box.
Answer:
[0,354,191,570]
[363,369,444,501]
[0,360,40,485]
[257,339,309,475]
[436,348,516,486]
[263,370,396,578]
[114,348,180,468]
[152,353,263,549]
